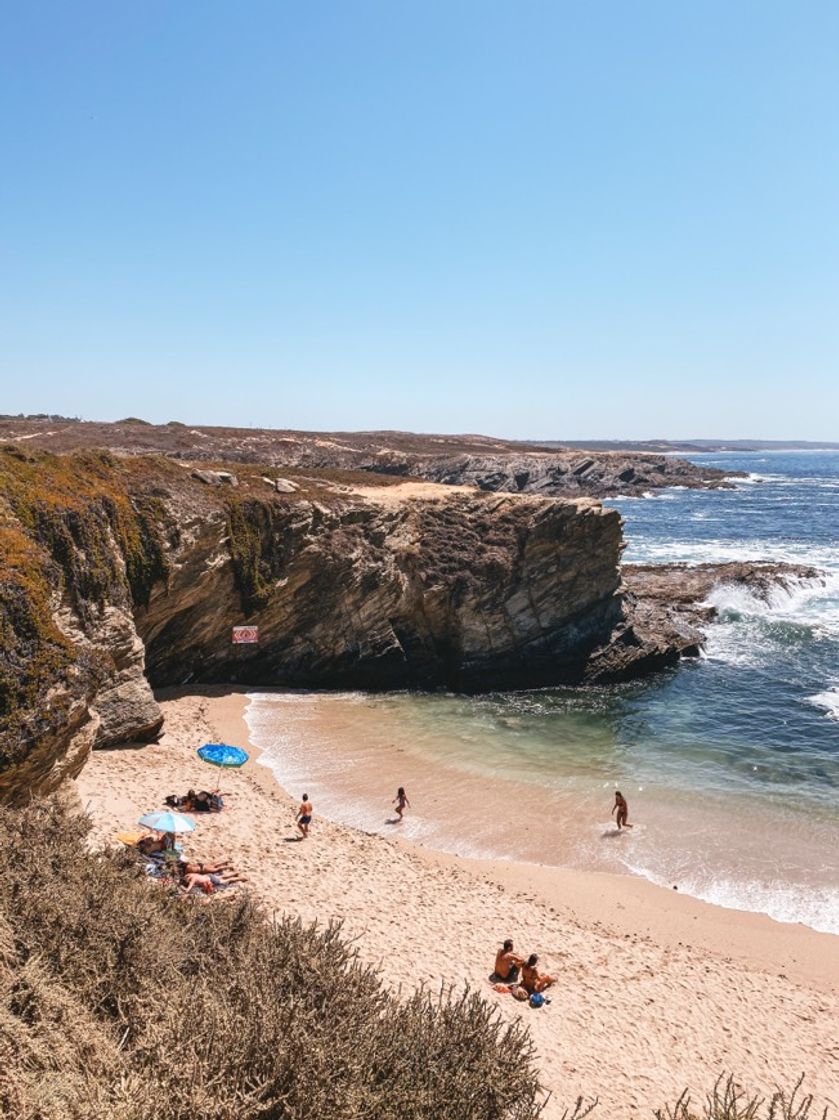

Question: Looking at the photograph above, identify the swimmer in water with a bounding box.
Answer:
[612,790,633,830]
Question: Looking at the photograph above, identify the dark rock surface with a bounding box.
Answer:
[587,562,825,682]
[0,444,811,804]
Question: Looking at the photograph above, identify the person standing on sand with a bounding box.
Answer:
[612,790,633,830]
[393,786,410,820]
[296,793,313,839]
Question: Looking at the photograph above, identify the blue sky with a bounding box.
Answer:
[1,1,837,439]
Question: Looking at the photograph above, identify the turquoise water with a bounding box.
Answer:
[249,451,839,934]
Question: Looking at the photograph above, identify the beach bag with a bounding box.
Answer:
[529,993,545,1008]
[512,986,529,1002]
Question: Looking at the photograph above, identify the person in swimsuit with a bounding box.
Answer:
[521,954,555,994]
[393,786,411,820]
[179,867,247,893]
[494,939,524,983]
[181,858,233,875]
[297,794,313,838]
[612,790,633,830]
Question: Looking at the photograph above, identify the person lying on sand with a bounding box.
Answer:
[296,794,313,838]
[393,786,411,820]
[165,790,223,812]
[493,939,525,982]
[612,790,633,830]
[180,858,232,875]
[179,868,248,894]
[137,832,178,857]
[521,954,555,995]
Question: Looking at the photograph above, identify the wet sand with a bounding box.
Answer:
[76,687,839,1118]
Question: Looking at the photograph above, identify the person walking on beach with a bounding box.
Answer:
[296,793,313,839]
[393,786,411,820]
[612,790,633,830]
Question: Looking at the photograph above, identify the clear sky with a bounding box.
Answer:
[1,2,837,440]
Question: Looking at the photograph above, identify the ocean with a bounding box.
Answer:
[247,450,839,935]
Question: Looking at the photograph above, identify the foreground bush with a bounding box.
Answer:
[0,800,544,1120]
[656,1075,828,1120]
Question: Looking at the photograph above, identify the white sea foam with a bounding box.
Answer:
[625,861,839,935]
[807,686,839,721]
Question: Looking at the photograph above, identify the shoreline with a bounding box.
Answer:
[76,686,839,1117]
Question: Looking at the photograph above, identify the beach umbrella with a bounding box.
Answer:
[138,810,196,834]
[197,743,249,768]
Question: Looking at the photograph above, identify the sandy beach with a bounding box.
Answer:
[76,687,839,1118]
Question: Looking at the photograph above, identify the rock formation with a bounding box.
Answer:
[0,445,812,805]
[0,418,738,497]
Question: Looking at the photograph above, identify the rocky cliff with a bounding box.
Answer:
[1,448,629,802]
[0,446,815,804]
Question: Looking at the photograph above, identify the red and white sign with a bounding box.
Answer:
[232,626,259,644]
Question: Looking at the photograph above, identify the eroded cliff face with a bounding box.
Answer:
[139,489,623,692]
[0,449,629,802]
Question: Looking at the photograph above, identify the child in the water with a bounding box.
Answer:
[393,786,411,820]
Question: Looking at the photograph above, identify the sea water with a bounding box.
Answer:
[247,450,839,935]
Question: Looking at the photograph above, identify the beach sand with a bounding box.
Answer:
[76,687,839,1118]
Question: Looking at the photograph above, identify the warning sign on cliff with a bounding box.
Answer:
[232,626,259,644]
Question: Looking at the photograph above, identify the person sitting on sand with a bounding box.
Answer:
[521,954,555,995]
[297,793,313,839]
[612,790,633,830]
[494,939,525,983]
[393,786,411,820]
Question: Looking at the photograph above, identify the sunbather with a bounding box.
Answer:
[521,954,556,994]
[493,939,525,982]
[137,832,178,857]
[181,858,233,875]
[179,867,248,894]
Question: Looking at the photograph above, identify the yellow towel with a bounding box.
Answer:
[116,830,145,846]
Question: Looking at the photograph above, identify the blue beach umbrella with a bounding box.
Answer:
[197,743,249,768]
[138,810,196,834]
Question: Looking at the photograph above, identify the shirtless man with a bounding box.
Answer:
[612,790,633,830]
[494,939,525,983]
[297,793,313,839]
[521,954,555,994]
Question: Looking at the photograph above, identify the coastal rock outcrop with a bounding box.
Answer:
[1,449,625,801]
[138,490,624,692]
[0,418,737,497]
[0,445,811,804]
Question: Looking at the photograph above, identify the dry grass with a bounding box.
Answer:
[655,1075,827,1120]
[0,799,545,1119]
